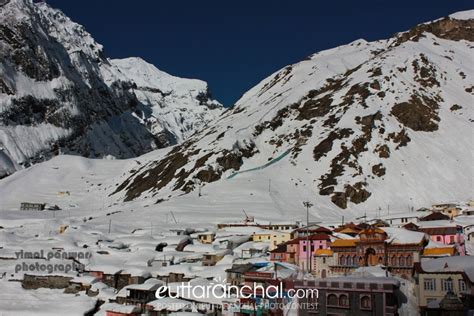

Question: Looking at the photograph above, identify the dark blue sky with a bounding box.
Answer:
[46,0,472,106]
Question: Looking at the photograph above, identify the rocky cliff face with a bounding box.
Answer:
[0,0,222,178]
[112,11,473,211]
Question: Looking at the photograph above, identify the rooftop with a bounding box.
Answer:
[420,257,474,281]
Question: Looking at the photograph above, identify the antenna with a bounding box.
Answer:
[242,210,254,224]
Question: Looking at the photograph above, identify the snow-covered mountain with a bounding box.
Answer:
[111,10,474,212]
[107,57,222,145]
[0,0,222,178]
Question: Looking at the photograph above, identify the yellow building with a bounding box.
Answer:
[269,231,293,250]
[422,247,456,258]
[440,207,462,218]
[197,232,215,244]
[415,257,472,310]
[251,231,272,243]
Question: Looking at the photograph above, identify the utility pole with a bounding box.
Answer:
[170,211,178,224]
[303,201,313,274]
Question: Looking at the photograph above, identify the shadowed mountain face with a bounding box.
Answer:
[0,0,222,178]
[112,11,473,210]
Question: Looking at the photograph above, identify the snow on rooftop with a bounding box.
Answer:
[421,256,474,281]
[70,275,98,285]
[85,264,122,274]
[382,227,427,244]
[425,239,454,249]
[353,265,391,278]
[416,220,457,228]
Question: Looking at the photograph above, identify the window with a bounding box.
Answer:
[319,245,323,249]
[449,236,455,244]
[340,256,346,266]
[323,258,326,264]
[399,256,405,267]
[437,236,442,242]
[347,256,352,266]
[327,294,338,306]
[360,295,371,309]
[391,256,396,265]
[459,279,467,292]
[406,255,412,266]
[303,246,307,252]
[339,294,349,307]
[424,279,436,291]
[442,278,453,292]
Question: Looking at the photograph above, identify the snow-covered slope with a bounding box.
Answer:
[108,57,222,145]
[110,10,474,213]
[0,0,222,178]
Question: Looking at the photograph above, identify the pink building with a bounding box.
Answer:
[419,225,465,255]
[296,234,331,270]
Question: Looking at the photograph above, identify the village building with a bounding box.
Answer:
[65,275,98,294]
[149,254,174,268]
[420,212,450,222]
[378,211,426,227]
[440,207,462,218]
[215,235,250,250]
[431,203,462,218]
[251,230,272,242]
[115,280,163,312]
[154,267,195,283]
[296,233,331,271]
[270,243,293,264]
[238,262,298,315]
[417,225,465,255]
[86,266,150,290]
[193,231,215,244]
[292,226,333,238]
[225,263,257,289]
[311,249,334,278]
[269,230,293,250]
[22,274,73,289]
[422,247,458,258]
[329,227,428,278]
[202,249,230,266]
[20,202,46,211]
[261,222,299,231]
[413,257,474,315]
[294,276,400,316]
[336,227,360,237]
